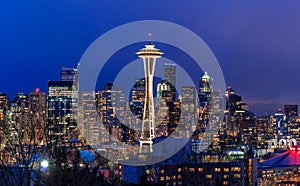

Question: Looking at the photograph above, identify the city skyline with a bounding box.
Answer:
[2,2,300,185]
[2,1,300,115]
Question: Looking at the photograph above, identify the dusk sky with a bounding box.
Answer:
[1,1,300,115]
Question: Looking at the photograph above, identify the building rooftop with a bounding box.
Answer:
[259,146,300,168]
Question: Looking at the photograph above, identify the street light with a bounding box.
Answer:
[41,160,49,169]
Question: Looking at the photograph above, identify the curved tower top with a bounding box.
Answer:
[136,43,164,58]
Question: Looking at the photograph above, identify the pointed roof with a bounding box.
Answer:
[202,72,211,79]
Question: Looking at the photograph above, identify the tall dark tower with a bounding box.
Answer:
[198,72,213,129]
[29,88,46,145]
[136,43,163,153]
[0,93,8,121]
[164,63,176,88]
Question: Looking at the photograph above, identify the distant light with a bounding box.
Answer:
[35,88,40,93]
[41,160,49,168]
[289,146,300,151]
[148,32,152,37]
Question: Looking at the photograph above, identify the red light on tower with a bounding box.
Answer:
[35,88,40,93]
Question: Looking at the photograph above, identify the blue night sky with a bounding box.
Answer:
[1,1,300,115]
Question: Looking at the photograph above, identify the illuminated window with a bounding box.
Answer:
[215,168,221,172]
[223,181,229,185]
[231,167,241,172]
[118,165,122,169]
[198,168,203,172]
[206,174,212,179]
[166,176,170,181]
[178,175,182,179]
[223,174,229,179]
[189,168,195,172]
[234,174,241,178]
[173,175,177,179]
[160,169,165,174]
[160,177,165,181]
[224,168,230,172]
[178,168,182,172]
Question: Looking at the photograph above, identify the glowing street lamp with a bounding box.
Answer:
[41,160,49,169]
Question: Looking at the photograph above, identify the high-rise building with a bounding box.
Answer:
[284,105,298,116]
[198,72,213,130]
[130,78,145,120]
[136,43,163,153]
[60,67,79,122]
[29,88,46,145]
[96,82,125,142]
[181,86,197,138]
[0,93,8,148]
[164,63,176,88]
[156,79,178,136]
[79,92,101,145]
[47,81,77,144]
[60,67,79,86]
[7,92,32,145]
[14,92,29,113]
[0,93,8,121]
[225,87,242,138]
[273,110,289,145]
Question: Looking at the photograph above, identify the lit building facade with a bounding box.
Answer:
[79,91,101,145]
[198,72,212,127]
[47,81,78,144]
[0,93,8,121]
[29,88,46,146]
[0,93,8,149]
[181,86,197,138]
[164,63,176,88]
[96,82,126,142]
[60,67,79,122]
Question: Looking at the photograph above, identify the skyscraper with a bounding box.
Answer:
[79,91,101,145]
[156,80,176,136]
[136,43,163,153]
[198,72,213,129]
[284,105,298,116]
[47,81,77,144]
[130,78,146,120]
[7,92,32,145]
[0,93,8,121]
[0,93,8,148]
[181,86,197,138]
[14,92,29,113]
[29,88,46,145]
[164,63,176,88]
[60,67,79,122]
[60,67,79,86]
[273,110,289,144]
[96,82,125,142]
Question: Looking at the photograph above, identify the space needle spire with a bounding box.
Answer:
[136,41,163,153]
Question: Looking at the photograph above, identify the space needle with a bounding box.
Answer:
[136,41,163,153]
